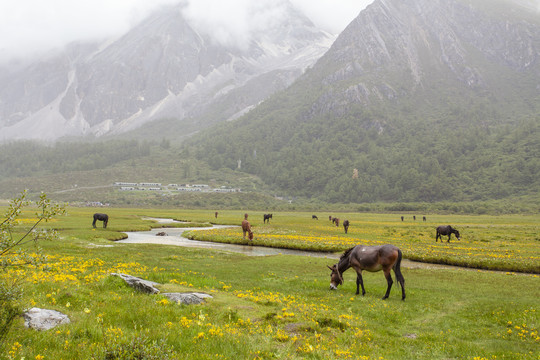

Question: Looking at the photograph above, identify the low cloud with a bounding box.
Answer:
[0,0,178,63]
[0,0,371,64]
[181,0,292,50]
[292,0,372,33]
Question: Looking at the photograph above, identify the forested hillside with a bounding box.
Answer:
[0,140,151,179]
[0,139,277,208]
[0,133,537,213]
[187,95,539,202]
[185,0,540,204]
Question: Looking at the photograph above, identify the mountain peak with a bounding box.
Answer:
[313,0,540,110]
[0,2,333,142]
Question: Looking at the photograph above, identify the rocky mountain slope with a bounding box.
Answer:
[310,0,540,116]
[187,0,540,203]
[0,2,334,141]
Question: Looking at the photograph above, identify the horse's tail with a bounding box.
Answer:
[393,249,405,286]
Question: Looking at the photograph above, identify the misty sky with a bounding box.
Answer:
[0,0,374,63]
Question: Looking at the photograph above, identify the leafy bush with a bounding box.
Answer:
[0,191,65,348]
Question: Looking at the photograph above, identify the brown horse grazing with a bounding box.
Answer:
[343,220,350,233]
[312,215,318,220]
[328,244,405,300]
[92,213,108,228]
[242,219,253,241]
[436,225,461,242]
[242,213,253,241]
[215,211,218,218]
[423,216,427,222]
[332,217,340,227]
[263,213,272,223]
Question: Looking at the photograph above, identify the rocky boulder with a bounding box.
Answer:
[110,273,214,305]
[110,273,161,294]
[23,308,70,331]
[162,292,213,305]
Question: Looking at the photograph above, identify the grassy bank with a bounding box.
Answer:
[178,210,540,273]
[1,207,538,359]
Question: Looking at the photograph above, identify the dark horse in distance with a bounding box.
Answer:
[435,225,461,242]
[92,213,108,229]
[343,220,350,234]
[328,244,405,300]
[263,214,273,223]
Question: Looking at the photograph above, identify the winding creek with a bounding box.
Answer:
[115,218,460,271]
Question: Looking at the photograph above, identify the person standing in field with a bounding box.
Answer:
[242,213,253,242]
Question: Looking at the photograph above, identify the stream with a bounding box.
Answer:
[115,218,459,270]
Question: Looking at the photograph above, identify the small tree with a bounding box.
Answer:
[0,191,65,347]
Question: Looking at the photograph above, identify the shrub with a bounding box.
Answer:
[0,191,65,349]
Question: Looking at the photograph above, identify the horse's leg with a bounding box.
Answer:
[103,220,108,229]
[447,234,451,242]
[398,273,406,300]
[356,272,365,296]
[382,269,393,300]
[92,218,97,228]
[393,250,406,300]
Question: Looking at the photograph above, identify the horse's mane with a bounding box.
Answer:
[340,247,355,261]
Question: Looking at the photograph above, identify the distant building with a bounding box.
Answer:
[177,187,201,192]
[213,188,237,193]
[114,181,240,193]
[86,201,108,207]
[114,182,137,186]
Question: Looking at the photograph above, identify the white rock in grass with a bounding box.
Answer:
[110,273,161,294]
[162,293,213,305]
[23,308,70,331]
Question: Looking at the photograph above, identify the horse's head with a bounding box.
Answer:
[327,264,343,290]
[454,229,461,240]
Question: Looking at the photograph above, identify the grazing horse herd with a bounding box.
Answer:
[93,211,461,300]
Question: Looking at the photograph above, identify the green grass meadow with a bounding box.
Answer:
[2,207,539,359]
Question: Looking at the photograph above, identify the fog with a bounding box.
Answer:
[0,0,373,63]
